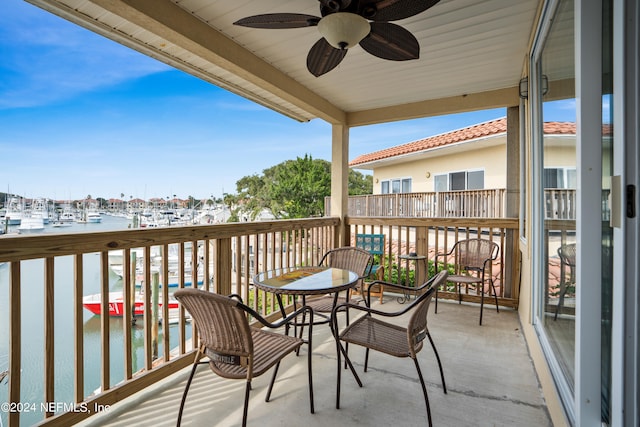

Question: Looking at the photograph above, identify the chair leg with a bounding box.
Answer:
[297,308,307,356]
[426,332,447,393]
[491,279,500,313]
[479,286,484,325]
[364,348,370,372]
[336,335,342,409]
[342,291,350,370]
[265,361,281,402]
[176,361,204,427]
[242,380,251,427]
[341,343,362,387]
[307,339,315,414]
[413,358,433,427]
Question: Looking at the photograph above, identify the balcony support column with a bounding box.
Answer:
[331,123,350,246]
[505,106,521,299]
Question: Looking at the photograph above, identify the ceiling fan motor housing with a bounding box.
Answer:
[317,12,371,49]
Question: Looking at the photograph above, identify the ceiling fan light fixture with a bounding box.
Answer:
[317,12,370,49]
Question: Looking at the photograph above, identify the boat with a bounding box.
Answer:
[30,198,51,224]
[18,216,45,232]
[59,207,77,223]
[108,244,205,284]
[82,292,180,317]
[87,211,102,223]
[4,197,24,225]
[51,221,72,228]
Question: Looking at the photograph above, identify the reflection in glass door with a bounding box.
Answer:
[534,0,615,423]
[537,0,576,394]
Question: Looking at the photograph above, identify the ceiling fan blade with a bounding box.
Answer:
[233,13,320,29]
[359,22,419,61]
[307,38,348,77]
[361,0,440,22]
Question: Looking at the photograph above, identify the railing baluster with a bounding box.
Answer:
[162,243,171,362]
[44,257,55,418]
[9,262,21,427]
[143,246,152,371]
[122,249,133,379]
[74,254,84,403]
[100,250,110,392]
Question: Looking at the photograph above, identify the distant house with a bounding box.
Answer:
[350,118,577,194]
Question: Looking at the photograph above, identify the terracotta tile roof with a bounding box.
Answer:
[350,118,577,167]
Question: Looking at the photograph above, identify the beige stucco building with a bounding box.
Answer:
[351,118,577,195]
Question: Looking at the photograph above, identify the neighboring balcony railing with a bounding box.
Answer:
[326,189,576,219]
[0,215,520,426]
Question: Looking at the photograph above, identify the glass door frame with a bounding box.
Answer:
[529,0,577,421]
[529,0,607,425]
[613,0,639,425]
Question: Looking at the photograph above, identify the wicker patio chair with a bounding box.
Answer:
[173,288,314,427]
[555,243,576,320]
[435,238,500,325]
[332,271,449,427]
[302,246,373,314]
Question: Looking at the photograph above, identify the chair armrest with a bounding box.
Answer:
[332,290,432,328]
[434,245,456,267]
[241,304,314,331]
[229,293,244,303]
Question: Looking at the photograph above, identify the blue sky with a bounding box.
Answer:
[1,1,573,202]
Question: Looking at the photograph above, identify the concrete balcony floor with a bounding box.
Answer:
[79,297,551,427]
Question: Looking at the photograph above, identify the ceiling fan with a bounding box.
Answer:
[233,0,441,77]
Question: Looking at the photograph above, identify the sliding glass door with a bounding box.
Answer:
[532,0,615,424]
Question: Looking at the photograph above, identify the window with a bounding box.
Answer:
[433,170,485,191]
[467,170,484,190]
[380,178,412,194]
[450,172,466,190]
[434,175,447,192]
[543,167,576,189]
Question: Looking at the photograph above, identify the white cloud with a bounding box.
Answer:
[0,0,170,109]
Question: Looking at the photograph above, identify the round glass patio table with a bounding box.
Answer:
[253,266,359,296]
[253,266,359,327]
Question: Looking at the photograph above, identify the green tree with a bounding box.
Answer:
[234,155,373,220]
[268,155,331,218]
[349,170,373,195]
[236,174,270,219]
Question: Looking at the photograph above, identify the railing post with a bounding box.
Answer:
[416,227,428,285]
[214,238,232,295]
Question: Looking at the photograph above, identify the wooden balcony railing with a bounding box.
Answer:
[346,216,521,308]
[0,218,339,427]
[326,189,576,219]
[0,215,520,427]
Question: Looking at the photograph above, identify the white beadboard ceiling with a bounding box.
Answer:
[27,0,543,124]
